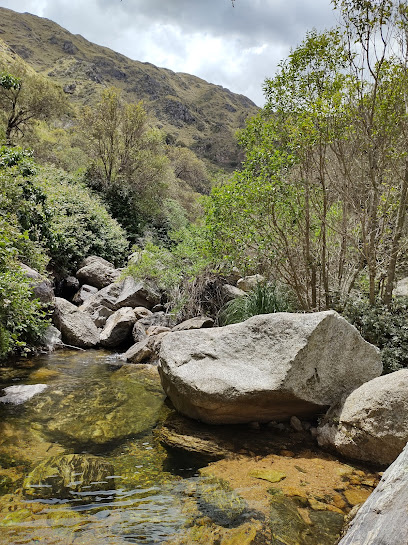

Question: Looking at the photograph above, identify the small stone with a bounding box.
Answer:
[332,493,347,510]
[310,427,318,437]
[308,497,329,511]
[249,469,286,483]
[248,422,260,430]
[344,488,372,506]
[290,416,303,432]
[280,450,295,457]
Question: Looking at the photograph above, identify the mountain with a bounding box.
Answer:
[0,7,259,169]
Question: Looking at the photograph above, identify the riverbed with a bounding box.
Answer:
[0,350,381,544]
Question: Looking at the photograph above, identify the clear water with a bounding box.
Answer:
[0,350,198,545]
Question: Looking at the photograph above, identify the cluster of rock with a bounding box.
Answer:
[33,256,216,360]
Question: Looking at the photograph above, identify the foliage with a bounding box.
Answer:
[205,12,408,309]
[0,267,49,360]
[167,146,211,194]
[82,88,171,240]
[0,58,66,144]
[33,166,129,272]
[219,282,295,326]
[125,223,215,319]
[338,296,408,374]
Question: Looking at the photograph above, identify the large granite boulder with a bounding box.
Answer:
[76,258,120,289]
[20,263,54,304]
[317,370,408,466]
[172,316,214,331]
[338,441,408,545]
[236,274,265,292]
[53,297,99,348]
[159,311,382,424]
[100,307,136,347]
[79,277,160,316]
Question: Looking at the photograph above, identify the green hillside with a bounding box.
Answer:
[0,7,258,169]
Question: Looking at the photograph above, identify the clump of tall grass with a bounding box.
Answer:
[219,282,294,326]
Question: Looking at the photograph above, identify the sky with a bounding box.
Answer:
[0,0,338,106]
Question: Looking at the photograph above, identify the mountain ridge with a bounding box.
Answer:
[0,7,259,168]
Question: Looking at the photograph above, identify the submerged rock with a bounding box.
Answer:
[317,370,408,465]
[29,365,165,447]
[23,454,114,500]
[159,311,381,424]
[195,476,250,527]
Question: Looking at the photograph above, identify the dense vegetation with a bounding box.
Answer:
[1,0,408,373]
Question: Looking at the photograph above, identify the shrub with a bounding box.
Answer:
[0,267,49,360]
[33,167,129,273]
[338,296,408,374]
[219,282,294,326]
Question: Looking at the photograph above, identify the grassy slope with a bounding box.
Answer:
[0,7,259,169]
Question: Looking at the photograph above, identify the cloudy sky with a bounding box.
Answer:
[0,0,338,105]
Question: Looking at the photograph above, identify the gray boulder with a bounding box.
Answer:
[132,320,148,343]
[394,277,408,297]
[41,325,64,351]
[72,284,99,305]
[100,307,136,347]
[79,277,160,314]
[53,297,99,348]
[159,311,382,424]
[338,441,408,545]
[20,263,54,304]
[317,370,408,466]
[236,274,265,292]
[221,284,247,301]
[80,255,114,268]
[76,259,120,289]
[172,316,214,331]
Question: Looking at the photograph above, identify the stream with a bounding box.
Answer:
[0,350,381,545]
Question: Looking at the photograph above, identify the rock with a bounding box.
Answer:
[290,416,303,432]
[30,365,165,446]
[87,304,115,328]
[222,284,247,301]
[195,476,249,527]
[20,263,54,304]
[122,337,154,364]
[338,442,408,545]
[60,275,80,300]
[157,413,234,459]
[41,325,63,351]
[72,284,98,305]
[146,325,171,336]
[23,454,114,500]
[134,307,153,319]
[76,259,120,289]
[132,320,148,343]
[249,469,286,483]
[159,311,382,424]
[80,255,114,268]
[236,274,265,292]
[394,277,408,297]
[138,311,173,328]
[152,304,165,312]
[172,317,214,331]
[79,277,160,314]
[317,370,408,466]
[53,297,99,348]
[100,307,136,347]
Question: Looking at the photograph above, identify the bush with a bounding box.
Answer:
[338,296,408,374]
[0,267,49,360]
[219,282,294,326]
[33,167,129,273]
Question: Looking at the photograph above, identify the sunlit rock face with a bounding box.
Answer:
[318,370,408,466]
[159,311,382,425]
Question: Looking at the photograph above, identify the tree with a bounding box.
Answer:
[206,5,408,309]
[0,60,65,145]
[82,87,171,239]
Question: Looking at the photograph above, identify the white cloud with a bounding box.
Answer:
[0,0,337,105]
